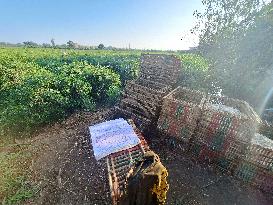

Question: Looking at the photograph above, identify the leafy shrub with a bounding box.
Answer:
[0,50,121,136]
[34,52,139,84]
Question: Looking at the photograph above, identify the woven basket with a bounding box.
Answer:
[158,87,206,143]
[139,54,181,86]
[235,160,273,193]
[244,133,273,172]
[195,95,261,160]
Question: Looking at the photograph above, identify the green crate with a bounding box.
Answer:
[235,162,257,183]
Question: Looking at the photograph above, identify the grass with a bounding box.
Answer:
[0,139,37,204]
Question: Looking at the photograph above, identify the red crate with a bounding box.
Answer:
[196,95,261,150]
[224,140,247,159]
[158,87,206,143]
[190,142,220,163]
[216,156,240,174]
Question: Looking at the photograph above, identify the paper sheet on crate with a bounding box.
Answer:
[89,118,140,160]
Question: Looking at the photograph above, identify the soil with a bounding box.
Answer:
[24,109,273,205]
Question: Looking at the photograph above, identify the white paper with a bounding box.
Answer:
[89,118,140,160]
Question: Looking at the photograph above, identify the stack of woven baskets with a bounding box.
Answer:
[157,87,273,193]
[117,54,181,129]
[194,95,260,173]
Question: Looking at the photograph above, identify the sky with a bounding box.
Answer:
[0,0,203,50]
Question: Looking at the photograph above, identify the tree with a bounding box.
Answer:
[51,38,55,47]
[67,40,76,49]
[191,0,272,109]
[192,0,265,52]
[23,41,38,48]
[98,43,105,49]
[42,43,51,48]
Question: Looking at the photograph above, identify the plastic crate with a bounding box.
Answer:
[201,95,260,140]
[158,87,206,143]
[190,136,247,173]
[235,160,273,193]
[222,139,248,161]
[189,142,220,163]
[254,170,273,193]
[119,79,171,128]
[125,79,170,99]
[235,161,258,183]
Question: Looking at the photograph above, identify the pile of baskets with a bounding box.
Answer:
[157,87,273,193]
[194,95,260,173]
[118,54,181,129]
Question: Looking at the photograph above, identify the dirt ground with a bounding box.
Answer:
[24,109,273,205]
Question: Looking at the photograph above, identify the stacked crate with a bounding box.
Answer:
[106,120,150,205]
[156,86,273,193]
[139,54,181,85]
[193,95,261,173]
[118,54,181,129]
[235,133,273,193]
[157,87,206,143]
[118,79,171,126]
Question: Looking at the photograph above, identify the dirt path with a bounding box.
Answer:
[25,110,273,205]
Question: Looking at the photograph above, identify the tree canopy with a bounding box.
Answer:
[192,0,273,110]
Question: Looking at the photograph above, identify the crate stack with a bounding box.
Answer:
[192,95,261,173]
[117,54,181,129]
[156,86,273,193]
[139,53,181,85]
[235,133,273,193]
[106,120,150,205]
[118,79,171,126]
[157,87,206,143]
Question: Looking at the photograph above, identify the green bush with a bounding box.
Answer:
[0,47,208,137]
[0,50,121,136]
